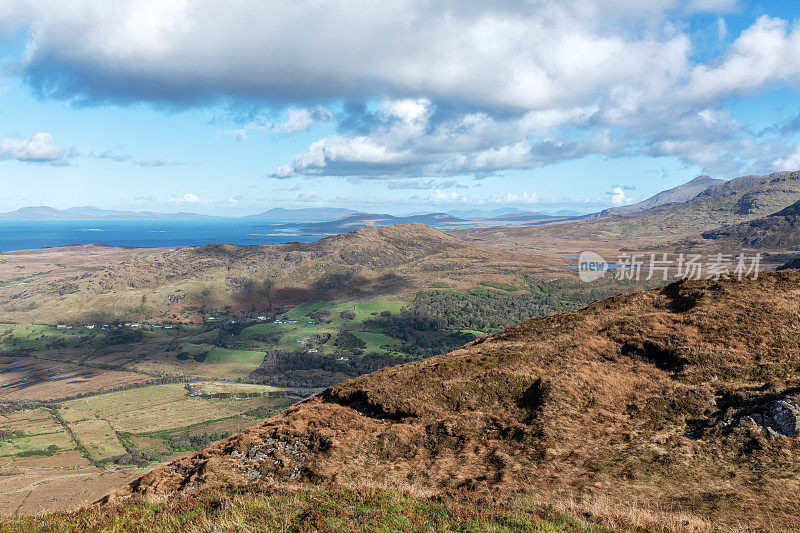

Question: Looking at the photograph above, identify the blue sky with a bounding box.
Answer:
[2,1,800,216]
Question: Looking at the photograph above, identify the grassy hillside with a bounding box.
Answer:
[0,486,708,532]
[698,199,800,250]
[100,271,800,530]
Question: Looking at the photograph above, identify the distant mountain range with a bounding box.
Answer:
[0,205,573,229]
[245,207,359,222]
[1,176,742,226]
[270,211,572,234]
[0,206,219,221]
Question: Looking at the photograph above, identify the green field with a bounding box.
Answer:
[0,289,632,469]
[52,382,303,465]
[202,347,266,365]
[350,331,398,354]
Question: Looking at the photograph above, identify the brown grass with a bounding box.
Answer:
[93,271,800,530]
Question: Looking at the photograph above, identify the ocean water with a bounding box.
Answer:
[0,220,327,253]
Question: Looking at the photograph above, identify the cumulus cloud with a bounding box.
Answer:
[1,1,797,178]
[608,187,635,206]
[685,16,800,102]
[773,146,800,171]
[0,132,68,163]
[0,0,695,109]
[270,99,609,179]
[295,192,321,203]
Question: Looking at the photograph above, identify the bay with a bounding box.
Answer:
[0,220,327,253]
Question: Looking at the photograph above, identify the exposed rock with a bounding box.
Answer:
[750,400,800,437]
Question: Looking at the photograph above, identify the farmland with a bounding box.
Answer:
[0,381,302,515]
[0,267,661,514]
[0,294,474,514]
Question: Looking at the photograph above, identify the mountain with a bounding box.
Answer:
[0,206,216,220]
[699,199,800,249]
[456,170,800,248]
[588,175,724,219]
[246,207,358,222]
[0,206,86,220]
[100,271,800,529]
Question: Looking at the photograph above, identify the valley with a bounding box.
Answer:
[2,170,800,529]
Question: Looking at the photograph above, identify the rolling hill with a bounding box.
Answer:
[0,224,538,324]
[97,270,800,530]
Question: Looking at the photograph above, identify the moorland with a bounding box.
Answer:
[3,170,800,530]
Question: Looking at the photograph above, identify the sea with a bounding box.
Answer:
[0,220,328,253]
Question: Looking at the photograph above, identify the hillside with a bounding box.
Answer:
[588,175,723,218]
[0,224,537,324]
[457,170,800,251]
[99,271,800,529]
[699,199,800,249]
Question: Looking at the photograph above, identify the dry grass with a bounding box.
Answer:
[0,357,148,401]
[0,486,709,532]
[99,272,800,531]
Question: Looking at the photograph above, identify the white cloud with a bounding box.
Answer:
[425,190,471,204]
[220,107,333,140]
[773,146,800,171]
[0,1,794,178]
[272,99,608,179]
[0,0,737,111]
[608,187,634,206]
[685,16,800,101]
[221,124,252,141]
[273,108,315,134]
[169,192,201,204]
[295,192,322,204]
[0,132,66,163]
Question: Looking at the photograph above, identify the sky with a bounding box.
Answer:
[2,1,800,216]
